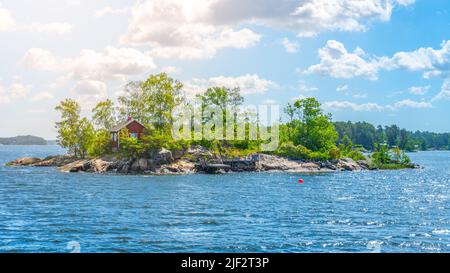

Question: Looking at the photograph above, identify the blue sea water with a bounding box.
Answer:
[0,145,449,253]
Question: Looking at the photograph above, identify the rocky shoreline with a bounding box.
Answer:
[6,146,418,175]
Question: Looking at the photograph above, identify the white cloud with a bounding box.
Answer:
[336,85,349,92]
[306,39,450,81]
[387,40,450,77]
[71,80,108,108]
[408,85,430,95]
[22,48,60,71]
[95,6,128,18]
[324,98,432,112]
[120,0,260,59]
[0,7,15,31]
[205,0,414,37]
[323,100,385,112]
[119,0,414,60]
[184,74,277,97]
[282,38,299,53]
[31,91,54,101]
[305,40,383,80]
[160,66,179,74]
[22,46,157,107]
[22,46,156,82]
[393,99,432,109]
[72,80,107,96]
[432,79,450,101]
[0,82,32,104]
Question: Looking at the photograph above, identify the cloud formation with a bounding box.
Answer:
[323,98,432,112]
[183,74,277,97]
[409,85,430,95]
[306,40,450,80]
[120,0,413,59]
[31,91,54,101]
[0,82,32,104]
[22,47,156,82]
[204,0,413,37]
[305,40,383,80]
[433,79,450,101]
[282,38,299,53]
[22,46,157,105]
[120,0,261,59]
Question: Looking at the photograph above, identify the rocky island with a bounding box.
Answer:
[6,145,418,175]
[5,74,421,175]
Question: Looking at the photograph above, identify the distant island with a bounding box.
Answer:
[0,135,47,146]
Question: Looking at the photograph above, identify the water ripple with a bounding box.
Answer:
[0,146,449,252]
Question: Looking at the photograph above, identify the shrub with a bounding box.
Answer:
[328,146,341,160]
[88,129,112,157]
[275,142,313,160]
[346,149,366,161]
[309,151,329,161]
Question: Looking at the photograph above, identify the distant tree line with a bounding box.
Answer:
[334,121,450,152]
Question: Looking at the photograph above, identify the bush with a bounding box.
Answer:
[166,139,191,151]
[275,142,313,160]
[88,129,112,157]
[346,149,366,161]
[309,151,329,161]
[119,132,147,158]
[328,146,341,160]
[370,145,412,169]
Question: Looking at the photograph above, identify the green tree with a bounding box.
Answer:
[141,73,183,132]
[118,73,183,132]
[197,86,244,139]
[291,98,338,151]
[88,129,112,157]
[385,125,400,147]
[119,128,147,158]
[92,99,117,130]
[118,81,149,124]
[284,103,295,141]
[372,144,391,165]
[77,118,95,159]
[118,73,183,133]
[55,99,80,156]
[55,99,94,158]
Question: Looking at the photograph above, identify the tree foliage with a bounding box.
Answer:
[287,98,338,151]
[92,99,117,130]
[55,99,94,158]
[118,73,183,133]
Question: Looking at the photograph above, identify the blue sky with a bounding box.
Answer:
[1,0,450,138]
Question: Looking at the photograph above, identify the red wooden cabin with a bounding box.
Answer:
[109,117,145,150]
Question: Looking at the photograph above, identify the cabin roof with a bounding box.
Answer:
[109,118,145,133]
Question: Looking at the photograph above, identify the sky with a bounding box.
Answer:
[1,0,450,139]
